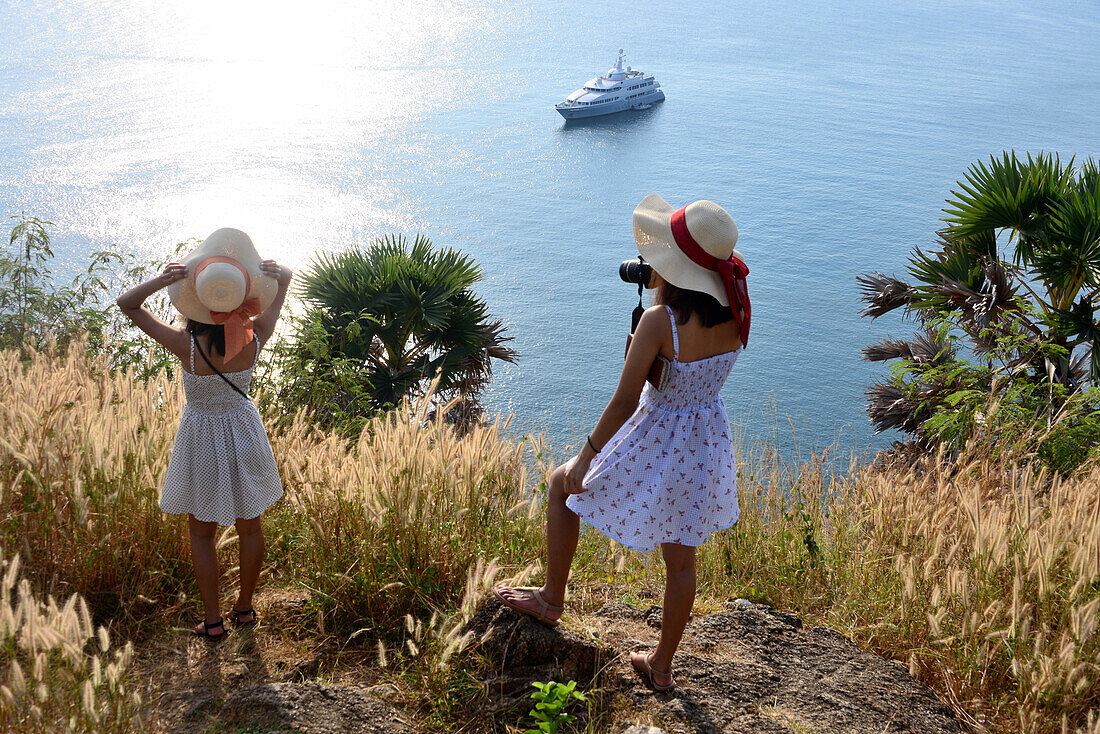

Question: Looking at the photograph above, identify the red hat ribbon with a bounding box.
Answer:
[195,256,262,360]
[669,207,751,346]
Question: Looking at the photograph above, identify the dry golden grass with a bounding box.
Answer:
[830,452,1100,732]
[0,345,1099,732]
[0,551,144,733]
[694,439,1100,732]
[0,346,192,630]
[270,388,542,638]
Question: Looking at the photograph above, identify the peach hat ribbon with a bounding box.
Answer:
[195,256,262,360]
[211,299,262,360]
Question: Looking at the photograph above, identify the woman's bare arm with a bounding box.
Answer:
[561,305,669,493]
[253,260,292,347]
[116,263,190,360]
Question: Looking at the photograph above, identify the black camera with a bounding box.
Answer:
[619,256,653,287]
[621,255,652,341]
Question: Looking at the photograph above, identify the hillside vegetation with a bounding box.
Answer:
[1,346,1099,732]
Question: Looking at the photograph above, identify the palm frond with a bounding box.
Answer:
[861,329,952,365]
[943,151,1074,264]
[857,272,915,319]
[1069,348,1095,385]
[861,337,915,363]
[908,245,981,288]
[865,381,931,435]
[1039,169,1100,300]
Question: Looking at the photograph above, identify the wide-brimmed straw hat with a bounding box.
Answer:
[633,195,751,344]
[168,228,277,358]
[633,195,744,305]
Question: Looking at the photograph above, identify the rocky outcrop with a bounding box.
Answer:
[218,682,410,734]
[468,597,962,733]
[463,594,612,710]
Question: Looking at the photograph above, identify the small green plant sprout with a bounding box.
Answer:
[524,680,587,734]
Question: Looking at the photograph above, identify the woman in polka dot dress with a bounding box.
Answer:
[117,228,290,640]
[496,196,750,692]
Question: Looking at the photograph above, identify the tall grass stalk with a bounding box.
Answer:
[832,452,1100,731]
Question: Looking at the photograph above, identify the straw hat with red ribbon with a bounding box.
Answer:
[167,228,278,360]
[632,195,751,346]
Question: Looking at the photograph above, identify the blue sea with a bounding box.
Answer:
[2,0,1099,457]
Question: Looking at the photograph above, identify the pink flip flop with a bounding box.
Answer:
[493,586,564,627]
[630,651,676,692]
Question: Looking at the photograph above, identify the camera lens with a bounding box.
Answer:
[619,257,653,286]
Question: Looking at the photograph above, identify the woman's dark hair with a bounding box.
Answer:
[655,280,733,328]
[186,320,227,357]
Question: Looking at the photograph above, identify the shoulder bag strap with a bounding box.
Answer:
[192,336,250,401]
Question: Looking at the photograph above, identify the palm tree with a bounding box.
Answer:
[291,234,517,426]
[858,152,1100,438]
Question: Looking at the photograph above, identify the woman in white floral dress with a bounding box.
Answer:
[496,196,750,692]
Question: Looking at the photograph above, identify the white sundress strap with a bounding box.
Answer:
[189,335,195,373]
[250,337,260,369]
[663,305,679,360]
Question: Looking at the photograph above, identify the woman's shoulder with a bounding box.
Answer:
[636,305,674,336]
[640,304,672,323]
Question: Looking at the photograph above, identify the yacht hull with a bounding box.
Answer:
[556,90,664,120]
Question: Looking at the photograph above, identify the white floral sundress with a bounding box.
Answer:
[566,306,741,552]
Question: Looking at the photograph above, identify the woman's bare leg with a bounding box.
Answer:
[539,464,579,606]
[650,543,696,676]
[496,464,577,616]
[234,515,264,621]
[188,515,222,634]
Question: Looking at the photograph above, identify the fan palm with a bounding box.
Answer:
[295,234,517,423]
[859,152,1100,439]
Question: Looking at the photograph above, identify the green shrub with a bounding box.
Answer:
[0,214,180,378]
[271,234,517,433]
[525,680,586,734]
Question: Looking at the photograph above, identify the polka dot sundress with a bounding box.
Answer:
[566,306,741,551]
[160,337,283,525]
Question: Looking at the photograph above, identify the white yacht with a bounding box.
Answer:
[555,50,665,120]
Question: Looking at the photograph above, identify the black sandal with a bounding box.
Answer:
[193,617,226,640]
[229,606,257,627]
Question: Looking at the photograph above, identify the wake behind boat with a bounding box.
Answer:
[555,50,665,120]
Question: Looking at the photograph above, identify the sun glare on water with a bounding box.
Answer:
[19,0,487,264]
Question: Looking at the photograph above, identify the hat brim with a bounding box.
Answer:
[633,194,744,308]
[167,229,278,324]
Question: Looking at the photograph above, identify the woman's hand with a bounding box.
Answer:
[562,454,593,494]
[156,262,188,288]
[260,259,293,287]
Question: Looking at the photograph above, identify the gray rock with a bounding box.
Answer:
[464,596,608,682]
[281,652,323,682]
[180,689,218,721]
[365,683,400,699]
[467,597,962,733]
[219,682,410,734]
[595,602,646,620]
[464,596,613,713]
[636,603,961,733]
[622,726,668,734]
[643,605,664,629]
